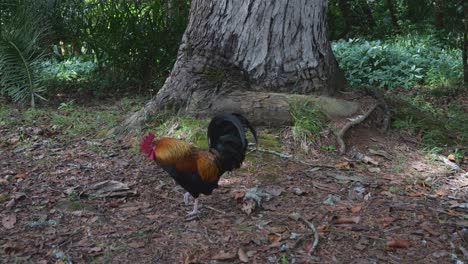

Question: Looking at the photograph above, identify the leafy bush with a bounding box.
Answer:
[332,35,463,89]
[53,0,189,90]
[40,58,97,82]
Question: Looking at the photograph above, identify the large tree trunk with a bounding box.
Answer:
[116,0,346,133]
[464,0,468,86]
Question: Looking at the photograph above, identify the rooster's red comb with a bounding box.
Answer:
[140,133,155,155]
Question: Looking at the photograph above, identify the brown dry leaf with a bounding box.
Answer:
[270,226,286,233]
[332,216,361,224]
[5,199,15,209]
[336,162,351,169]
[241,199,256,215]
[2,214,16,229]
[434,189,447,196]
[88,247,103,253]
[145,214,161,220]
[351,206,362,213]
[268,235,282,243]
[448,154,456,162]
[54,260,65,264]
[13,173,26,180]
[421,222,440,236]
[211,251,236,260]
[407,191,424,197]
[2,242,24,255]
[233,191,245,200]
[0,178,8,185]
[129,242,145,248]
[381,216,397,227]
[303,240,313,252]
[447,209,462,216]
[238,248,248,263]
[386,240,411,249]
[318,225,330,233]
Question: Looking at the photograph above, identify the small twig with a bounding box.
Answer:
[253,147,293,158]
[202,205,226,214]
[336,104,378,154]
[252,147,339,169]
[156,194,181,203]
[289,212,319,261]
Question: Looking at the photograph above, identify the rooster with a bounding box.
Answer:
[140,113,257,216]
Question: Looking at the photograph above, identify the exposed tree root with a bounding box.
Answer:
[336,104,378,154]
[365,88,391,132]
[289,212,320,261]
[252,147,293,158]
[251,147,338,169]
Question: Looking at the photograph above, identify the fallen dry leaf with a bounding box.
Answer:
[351,206,362,213]
[332,216,361,224]
[336,162,351,168]
[13,173,26,180]
[0,178,8,185]
[233,191,246,200]
[5,199,15,209]
[54,260,65,264]
[129,242,145,248]
[2,214,16,229]
[434,189,447,196]
[88,247,103,253]
[448,154,456,162]
[268,235,282,243]
[241,199,256,215]
[145,214,161,220]
[238,248,248,263]
[386,240,411,249]
[381,216,398,227]
[407,191,424,197]
[211,251,236,260]
[2,242,24,255]
[421,222,440,236]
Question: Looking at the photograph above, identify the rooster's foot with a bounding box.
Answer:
[186,198,199,217]
[183,192,194,206]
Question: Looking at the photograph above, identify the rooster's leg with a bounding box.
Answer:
[187,198,199,216]
[183,192,193,206]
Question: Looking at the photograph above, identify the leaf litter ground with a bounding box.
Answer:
[0,103,467,263]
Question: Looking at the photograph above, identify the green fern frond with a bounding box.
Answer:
[0,1,48,107]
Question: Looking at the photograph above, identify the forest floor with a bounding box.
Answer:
[0,96,467,264]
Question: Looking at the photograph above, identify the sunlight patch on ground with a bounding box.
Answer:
[218,173,246,187]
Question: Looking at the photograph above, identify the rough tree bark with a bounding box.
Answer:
[464,0,468,86]
[115,0,346,133]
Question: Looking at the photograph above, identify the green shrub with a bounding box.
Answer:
[332,35,462,89]
[53,0,190,90]
[40,58,97,82]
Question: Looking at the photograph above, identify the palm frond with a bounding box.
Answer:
[0,1,48,107]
